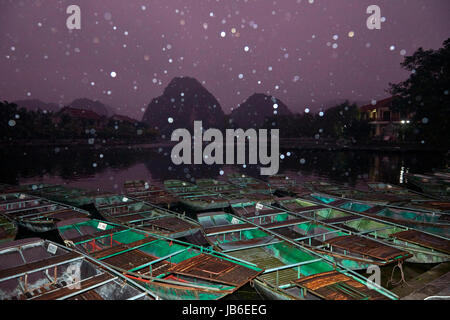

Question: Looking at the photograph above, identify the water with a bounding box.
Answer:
[1,145,447,193]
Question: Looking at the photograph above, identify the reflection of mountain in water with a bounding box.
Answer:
[1,146,446,193]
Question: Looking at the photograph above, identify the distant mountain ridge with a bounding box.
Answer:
[68,98,114,116]
[229,93,293,128]
[13,99,61,113]
[142,77,226,135]
[12,98,116,117]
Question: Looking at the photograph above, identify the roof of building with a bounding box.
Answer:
[360,97,395,112]
[110,114,138,124]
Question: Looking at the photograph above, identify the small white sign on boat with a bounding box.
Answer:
[97,222,107,230]
[47,243,58,255]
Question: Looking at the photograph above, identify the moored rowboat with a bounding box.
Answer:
[93,194,211,247]
[308,193,450,238]
[0,192,91,233]
[197,211,397,300]
[0,238,157,300]
[277,197,450,264]
[57,218,263,300]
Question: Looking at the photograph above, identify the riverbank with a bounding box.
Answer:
[0,138,448,153]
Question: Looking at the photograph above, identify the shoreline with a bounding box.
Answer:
[0,139,447,153]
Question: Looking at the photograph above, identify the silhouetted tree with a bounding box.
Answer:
[389,38,450,148]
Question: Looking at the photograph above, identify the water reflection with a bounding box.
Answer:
[0,146,446,193]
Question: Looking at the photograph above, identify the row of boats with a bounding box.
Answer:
[0,172,448,301]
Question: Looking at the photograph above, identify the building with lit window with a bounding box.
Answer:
[360,97,413,141]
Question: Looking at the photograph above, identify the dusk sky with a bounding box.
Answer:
[1,0,449,119]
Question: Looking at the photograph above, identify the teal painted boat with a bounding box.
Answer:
[197,212,397,300]
[308,193,450,237]
[0,238,157,300]
[277,197,450,264]
[0,192,91,233]
[56,218,263,300]
[93,194,211,247]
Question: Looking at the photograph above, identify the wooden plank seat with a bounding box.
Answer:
[292,271,387,300]
[144,217,198,233]
[325,235,410,261]
[168,254,261,287]
[91,236,157,260]
[205,223,254,235]
[33,272,113,300]
[390,230,450,254]
[111,213,156,223]
[105,207,158,216]
[70,226,127,244]
[101,250,157,271]
[0,251,81,280]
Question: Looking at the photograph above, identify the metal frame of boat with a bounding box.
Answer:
[0,238,158,300]
[0,192,91,233]
[56,218,263,300]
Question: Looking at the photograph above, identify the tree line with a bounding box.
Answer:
[0,102,158,143]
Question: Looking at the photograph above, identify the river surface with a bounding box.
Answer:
[0,145,447,192]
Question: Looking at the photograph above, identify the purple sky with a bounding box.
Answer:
[1,0,449,119]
